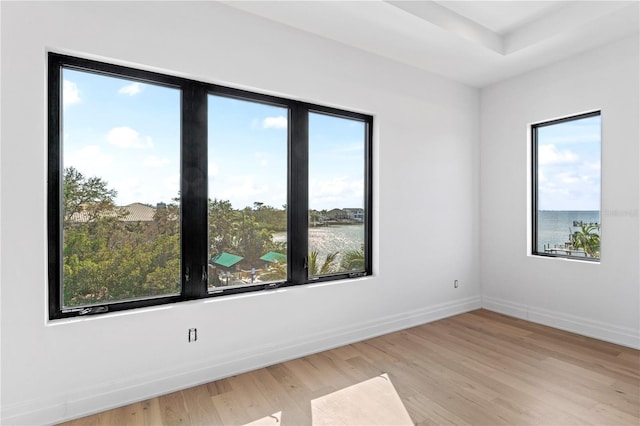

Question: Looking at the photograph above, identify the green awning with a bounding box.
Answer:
[260,251,287,263]
[211,252,244,268]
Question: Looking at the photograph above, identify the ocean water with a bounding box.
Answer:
[537,210,600,251]
[274,214,601,260]
[274,224,364,264]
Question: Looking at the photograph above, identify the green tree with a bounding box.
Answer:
[63,168,119,304]
[308,250,339,276]
[340,248,365,271]
[252,202,287,232]
[236,207,274,267]
[208,198,238,256]
[154,198,180,235]
[63,166,119,225]
[62,169,180,306]
[572,223,600,258]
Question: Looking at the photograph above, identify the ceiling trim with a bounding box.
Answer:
[504,1,633,54]
[386,1,505,54]
[220,1,640,87]
[387,1,635,56]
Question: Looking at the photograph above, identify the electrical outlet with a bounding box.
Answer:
[454,280,459,288]
[188,328,197,342]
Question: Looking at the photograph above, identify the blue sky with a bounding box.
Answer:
[537,115,601,211]
[63,69,365,210]
[309,113,365,211]
[63,69,180,206]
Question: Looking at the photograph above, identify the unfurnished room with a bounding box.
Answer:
[0,1,638,425]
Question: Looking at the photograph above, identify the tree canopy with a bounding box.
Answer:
[62,169,289,305]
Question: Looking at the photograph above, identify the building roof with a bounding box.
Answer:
[211,252,244,268]
[67,202,158,223]
[260,251,287,264]
[121,203,156,222]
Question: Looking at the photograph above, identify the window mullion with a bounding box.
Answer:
[48,57,63,317]
[531,124,539,256]
[182,82,209,298]
[364,119,373,275]
[288,104,309,284]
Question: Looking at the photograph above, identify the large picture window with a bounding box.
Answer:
[48,53,373,319]
[532,111,601,261]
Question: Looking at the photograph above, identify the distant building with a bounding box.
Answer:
[343,208,364,222]
[68,202,157,223]
[120,203,157,222]
[326,208,348,221]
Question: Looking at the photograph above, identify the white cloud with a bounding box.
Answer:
[311,176,362,197]
[262,116,287,129]
[118,82,143,96]
[212,177,269,204]
[558,172,580,184]
[584,161,601,171]
[111,173,180,205]
[107,126,153,149]
[65,145,113,174]
[143,156,170,167]
[539,181,569,196]
[112,177,144,205]
[164,174,180,200]
[208,162,219,177]
[63,80,80,107]
[255,152,269,167]
[538,170,546,183]
[309,176,363,209]
[538,144,578,165]
[538,166,601,210]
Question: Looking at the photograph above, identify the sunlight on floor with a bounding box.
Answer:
[243,373,412,425]
[310,373,413,425]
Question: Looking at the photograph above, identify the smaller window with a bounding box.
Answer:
[532,111,601,261]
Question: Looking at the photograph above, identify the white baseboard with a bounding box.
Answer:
[2,296,481,425]
[482,295,640,350]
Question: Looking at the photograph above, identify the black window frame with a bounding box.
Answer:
[48,53,373,319]
[531,110,601,261]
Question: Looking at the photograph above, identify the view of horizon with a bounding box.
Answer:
[535,113,601,257]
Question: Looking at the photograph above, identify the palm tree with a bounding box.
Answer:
[308,250,339,276]
[340,249,365,271]
[572,223,600,258]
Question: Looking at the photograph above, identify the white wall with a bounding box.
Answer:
[480,36,640,349]
[0,2,480,424]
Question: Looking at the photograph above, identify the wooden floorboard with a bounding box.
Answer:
[60,309,640,425]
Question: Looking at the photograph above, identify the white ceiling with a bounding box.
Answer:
[434,1,567,34]
[223,0,640,88]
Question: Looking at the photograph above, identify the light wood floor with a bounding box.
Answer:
[61,309,639,425]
